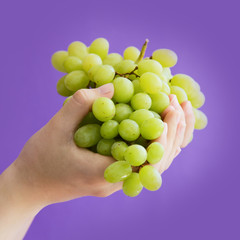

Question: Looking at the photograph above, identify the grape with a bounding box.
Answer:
[115,60,136,74]
[103,53,123,67]
[152,49,178,67]
[74,124,101,148]
[193,108,208,130]
[170,74,199,99]
[113,103,133,122]
[64,70,89,91]
[141,118,164,140]
[88,65,100,81]
[92,97,115,122]
[123,173,143,197]
[123,46,140,62]
[104,161,132,183]
[147,142,164,164]
[170,86,188,104]
[124,144,147,166]
[97,139,115,156]
[100,120,119,139]
[68,41,88,60]
[51,51,68,72]
[161,81,171,95]
[82,54,102,72]
[118,119,140,141]
[56,76,74,96]
[131,93,152,110]
[150,111,161,119]
[93,65,115,86]
[138,59,163,76]
[139,72,162,94]
[162,67,173,82]
[132,79,143,94]
[89,38,109,60]
[63,56,82,73]
[139,165,162,191]
[150,92,170,113]
[63,96,72,105]
[79,112,101,127]
[113,77,134,103]
[134,136,149,148]
[111,141,128,161]
[189,91,205,108]
[129,109,154,126]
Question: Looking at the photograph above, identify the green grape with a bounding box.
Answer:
[64,70,89,91]
[141,118,164,140]
[92,97,115,122]
[129,109,154,126]
[79,112,101,127]
[93,65,115,85]
[51,51,68,72]
[139,72,162,94]
[189,91,205,108]
[56,76,74,96]
[123,46,140,62]
[150,92,170,113]
[139,165,162,191]
[113,77,134,103]
[162,68,173,82]
[132,79,143,94]
[150,111,161,119]
[124,144,147,166]
[147,142,164,164]
[130,93,152,110]
[123,173,143,197]
[63,56,82,73]
[88,65,101,81]
[138,59,163,77]
[74,124,101,148]
[115,60,136,74]
[68,41,88,60]
[170,86,188,104]
[161,81,171,95]
[63,96,72,105]
[100,120,119,139]
[82,53,102,72]
[97,139,115,156]
[89,38,109,60]
[104,161,132,183]
[111,141,128,161]
[170,74,199,99]
[128,74,138,81]
[113,103,133,122]
[193,109,208,130]
[152,49,178,67]
[118,119,140,141]
[134,136,149,148]
[103,53,123,67]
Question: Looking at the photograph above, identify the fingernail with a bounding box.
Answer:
[97,83,114,94]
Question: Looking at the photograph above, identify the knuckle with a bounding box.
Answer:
[72,89,90,105]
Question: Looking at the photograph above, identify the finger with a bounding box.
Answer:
[169,94,186,123]
[52,83,114,133]
[181,101,195,148]
[174,147,182,158]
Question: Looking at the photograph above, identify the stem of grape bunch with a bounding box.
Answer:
[135,39,149,64]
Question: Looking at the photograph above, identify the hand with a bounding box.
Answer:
[153,94,195,174]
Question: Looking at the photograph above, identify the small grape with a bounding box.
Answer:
[140,118,164,140]
[103,53,123,67]
[113,103,133,122]
[51,51,68,72]
[104,161,132,183]
[111,141,128,161]
[170,86,188,104]
[100,120,119,139]
[118,119,140,141]
[131,93,152,110]
[129,109,154,126]
[123,46,140,62]
[139,72,162,94]
[161,81,171,95]
[124,144,147,166]
[139,165,162,191]
[97,139,115,156]
[115,60,136,74]
[92,97,115,122]
[123,173,143,197]
[132,79,143,94]
[189,91,205,108]
[56,76,74,96]
[93,65,115,86]
[74,124,101,148]
[138,59,163,76]
[89,38,109,60]
[150,92,170,113]
[147,142,164,164]
[88,65,101,81]
[64,70,89,91]
[82,54,102,72]
[193,109,208,130]
[63,56,82,73]
[68,41,88,60]
[152,49,178,67]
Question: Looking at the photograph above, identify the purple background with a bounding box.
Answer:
[0,0,239,239]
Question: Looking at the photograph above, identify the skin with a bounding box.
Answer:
[0,83,195,240]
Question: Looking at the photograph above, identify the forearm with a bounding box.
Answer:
[0,161,43,240]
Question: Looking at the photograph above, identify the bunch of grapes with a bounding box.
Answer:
[51,38,207,197]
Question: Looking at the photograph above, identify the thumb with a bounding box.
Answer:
[54,83,114,133]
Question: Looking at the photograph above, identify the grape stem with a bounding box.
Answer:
[135,39,149,64]
[115,66,139,78]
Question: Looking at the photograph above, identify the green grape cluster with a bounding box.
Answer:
[52,38,207,197]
